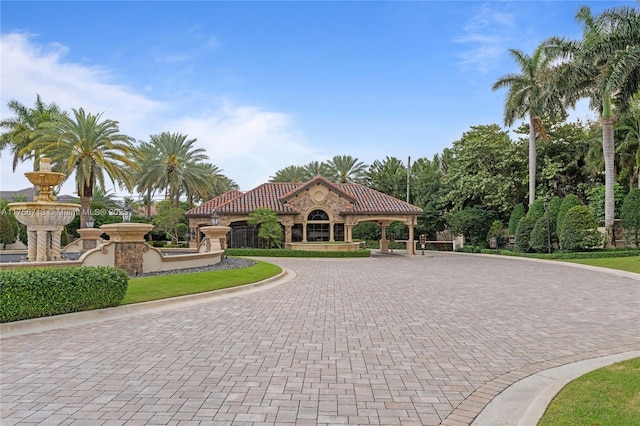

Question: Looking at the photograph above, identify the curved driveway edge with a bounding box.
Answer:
[0,268,296,339]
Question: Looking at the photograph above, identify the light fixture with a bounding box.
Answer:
[122,202,132,223]
[210,211,219,226]
[85,215,95,228]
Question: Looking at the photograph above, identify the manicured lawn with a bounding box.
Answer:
[122,260,282,304]
[559,256,640,274]
[538,357,640,426]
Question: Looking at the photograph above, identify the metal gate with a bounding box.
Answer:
[228,225,260,248]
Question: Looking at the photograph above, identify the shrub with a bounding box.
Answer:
[515,215,536,252]
[529,216,551,253]
[621,188,640,247]
[446,207,495,247]
[557,194,582,244]
[486,220,505,247]
[508,203,526,236]
[0,266,129,323]
[559,205,603,252]
[225,248,371,258]
[527,199,546,223]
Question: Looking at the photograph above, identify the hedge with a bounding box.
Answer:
[478,248,640,259]
[0,266,129,323]
[226,248,371,258]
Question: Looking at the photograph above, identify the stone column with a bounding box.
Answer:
[379,222,388,253]
[345,224,353,242]
[100,223,154,275]
[407,220,415,255]
[302,223,307,242]
[36,229,48,261]
[77,228,103,251]
[329,222,334,242]
[199,226,231,252]
[27,230,37,261]
[51,230,62,260]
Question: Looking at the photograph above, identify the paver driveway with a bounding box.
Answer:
[1,253,639,425]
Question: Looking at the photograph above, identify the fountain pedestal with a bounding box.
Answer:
[8,159,80,261]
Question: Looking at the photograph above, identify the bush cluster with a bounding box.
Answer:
[225,248,371,258]
[0,266,129,323]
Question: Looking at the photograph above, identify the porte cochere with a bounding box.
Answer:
[185,175,423,254]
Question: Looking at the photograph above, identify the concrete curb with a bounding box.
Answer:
[445,251,640,281]
[472,350,640,426]
[0,268,296,339]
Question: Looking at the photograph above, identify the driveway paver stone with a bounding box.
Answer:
[1,253,639,425]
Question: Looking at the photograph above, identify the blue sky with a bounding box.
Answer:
[1,1,635,197]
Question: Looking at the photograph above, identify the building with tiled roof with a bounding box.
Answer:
[186,176,423,254]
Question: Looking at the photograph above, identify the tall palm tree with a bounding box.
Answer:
[142,132,209,208]
[492,44,565,206]
[327,155,368,184]
[0,94,64,171]
[27,108,137,228]
[368,156,407,199]
[270,165,306,182]
[616,99,640,189]
[546,5,640,245]
[303,160,333,181]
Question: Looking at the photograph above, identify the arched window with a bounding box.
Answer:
[307,209,330,241]
[308,209,329,221]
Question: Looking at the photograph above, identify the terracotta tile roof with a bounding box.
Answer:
[187,180,423,217]
[213,183,301,215]
[185,190,243,217]
[336,183,424,215]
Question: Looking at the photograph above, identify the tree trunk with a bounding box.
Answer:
[528,115,537,206]
[80,195,90,229]
[602,117,616,247]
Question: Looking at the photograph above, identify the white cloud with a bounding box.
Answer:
[454,3,516,73]
[0,32,315,197]
[166,102,320,190]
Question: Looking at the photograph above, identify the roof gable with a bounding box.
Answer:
[280,175,356,203]
[185,190,243,217]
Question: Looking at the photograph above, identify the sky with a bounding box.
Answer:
[1,0,635,199]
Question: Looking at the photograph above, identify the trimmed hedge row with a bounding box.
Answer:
[226,248,371,258]
[477,248,640,260]
[0,266,129,323]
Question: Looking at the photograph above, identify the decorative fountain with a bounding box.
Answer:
[8,158,80,261]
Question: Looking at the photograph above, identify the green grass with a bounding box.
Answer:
[559,256,640,274]
[538,357,640,426]
[121,260,282,305]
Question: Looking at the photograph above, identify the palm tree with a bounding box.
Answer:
[546,6,640,245]
[141,132,209,208]
[270,165,306,182]
[303,161,334,181]
[492,44,565,206]
[327,155,368,184]
[27,108,137,228]
[0,94,64,171]
[616,99,640,190]
[368,156,407,199]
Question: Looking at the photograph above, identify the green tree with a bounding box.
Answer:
[546,6,640,246]
[446,207,495,247]
[444,124,527,217]
[492,44,565,205]
[486,220,505,247]
[27,108,137,228]
[139,132,209,208]
[559,205,603,251]
[529,216,551,253]
[621,188,640,247]
[615,98,640,190]
[508,203,526,236]
[248,207,282,248]
[586,184,626,226]
[368,156,407,199]
[0,94,64,172]
[327,155,368,184]
[153,200,187,244]
[515,215,536,252]
[411,156,446,239]
[556,194,583,245]
[270,165,307,182]
[527,199,546,223]
[303,161,334,181]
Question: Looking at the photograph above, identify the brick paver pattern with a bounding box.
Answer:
[2,254,639,425]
